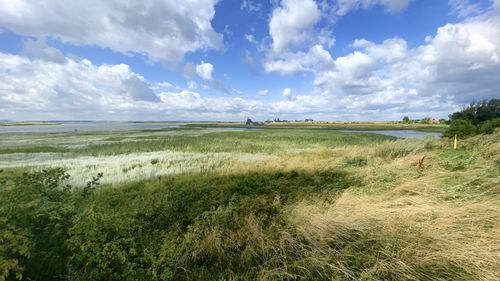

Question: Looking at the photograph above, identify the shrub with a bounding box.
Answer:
[444,119,477,138]
[479,117,500,134]
[0,169,100,281]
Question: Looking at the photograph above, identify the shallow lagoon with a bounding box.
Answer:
[1,122,443,139]
[337,129,443,138]
[0,121,181,134]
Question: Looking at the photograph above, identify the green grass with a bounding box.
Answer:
[185,122,448,133]
[74,129,394,156]
[0,127,498,281]
[0,146,69,154]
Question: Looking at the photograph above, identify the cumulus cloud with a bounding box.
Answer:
[0,53,159,111]
[316,10,500,112]
[196,61,214,81]
[0,0,222,64]
[2,1,500,121]
[265,1,500,119]
[265,44,334,75]
[269,0,321,52]
[20,38,66,63]
[0,52,270,120]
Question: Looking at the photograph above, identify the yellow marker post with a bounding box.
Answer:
[454,134,457,149]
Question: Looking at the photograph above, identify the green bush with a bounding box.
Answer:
[0,169,100,281]
[479,117,500,134]
[444,119,477,138]
[1,169,358,280]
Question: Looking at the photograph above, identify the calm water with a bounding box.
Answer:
[0,122,181,134]
[0,123,442,139]
[337,130,443,139]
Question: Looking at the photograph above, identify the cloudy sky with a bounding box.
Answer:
[0,0,499,121]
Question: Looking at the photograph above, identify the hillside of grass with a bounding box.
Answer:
[1,129,499,280]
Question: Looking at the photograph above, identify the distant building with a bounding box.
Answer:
[305,118,314,123]
[246,118,263,125]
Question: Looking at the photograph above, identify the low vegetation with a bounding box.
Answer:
[0,127,499,280]
[186,122,448,133]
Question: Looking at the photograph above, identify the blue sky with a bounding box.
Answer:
[0,0,499,121]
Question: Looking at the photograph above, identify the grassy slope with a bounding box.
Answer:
[1,129,498,280]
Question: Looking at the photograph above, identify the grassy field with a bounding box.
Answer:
[185,121,448,133]
[0,127,498,280]
[0,128,392,186]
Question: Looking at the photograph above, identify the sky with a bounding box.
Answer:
[0,0,499,121]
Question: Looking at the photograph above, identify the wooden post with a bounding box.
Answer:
[454,134,458,149]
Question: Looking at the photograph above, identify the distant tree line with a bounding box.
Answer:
[444,98,500,138]
[401,116,445,124]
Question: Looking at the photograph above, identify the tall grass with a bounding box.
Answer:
[73,129,394,156]
[0,128,498,280]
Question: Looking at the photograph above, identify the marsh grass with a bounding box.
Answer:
[73,130,394,156]
[0,146,69,154]
[0,128,498,280]
[187,122,448,133]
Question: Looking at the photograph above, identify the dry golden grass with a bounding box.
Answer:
[282,131,500,280]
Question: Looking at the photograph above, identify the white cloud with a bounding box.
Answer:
[245,34,258,44]
[264,45,334,75]
[449,0,486,17]
[0,0,222,64]
[333,0,414,16]
[2,2,500,121]
[0,53,161,120]
[282,88,294,100]
[314,8,500,112]
[152,82,175,90]
[318,29,336,49]
[266,1,500,119]
[196,61,214,81]
[494,0,500,10]
[20,38,66,63]
[187,81,198,90]
[257,89,269,96]
[0,52,270,120]
[269,0,321,52]
[351,38,408,62]
[240,0,262,13]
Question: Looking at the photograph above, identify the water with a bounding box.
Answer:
[0,123,443,138]
[337,130,443,139]
[0,121,181,134]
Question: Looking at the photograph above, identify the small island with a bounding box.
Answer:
[0,121,62,126]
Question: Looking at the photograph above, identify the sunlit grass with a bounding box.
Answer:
[0,127,498,280]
